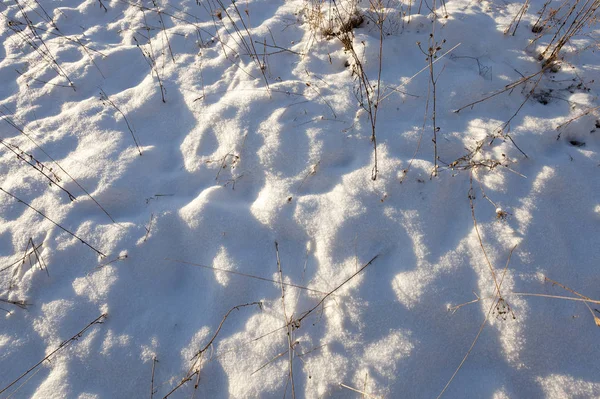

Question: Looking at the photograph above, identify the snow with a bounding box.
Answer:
[0,0,599,397]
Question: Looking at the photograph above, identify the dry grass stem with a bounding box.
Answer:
[0,313,108,396]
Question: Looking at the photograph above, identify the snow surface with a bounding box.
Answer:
[0,0,599,397]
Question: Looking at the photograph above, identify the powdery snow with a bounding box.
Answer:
[0,0,599,397]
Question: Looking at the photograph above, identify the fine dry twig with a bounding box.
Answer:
[0,187,106,257]
[339,382,382,399]
[0,138,76,201]
[417,0,446,177]
[150,356,158,399]
[166,258,328,294]
[295,254,378,326]
[99,88,143,156]
[0,313,108,396]
[275,241,296,399]
[0,109,117,223]
[437,245,517,398]
[163,302,262,398]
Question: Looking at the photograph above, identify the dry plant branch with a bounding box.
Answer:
[380,42,460,104]
[99,88,142,156]
[144,213,154,242]
[540,0,600,66]
[327,0,384,179]
[253,40,302,56]
[370,0,385,181]
[251,324,288,342]
[162,371,197,399]
[469,173,504,299]
[251,347,293,376]
[510,292,600,306]
[451,292,600,320]
[164,302,262,398]
[438,294,499,398]
[1,241,45,309]
[194,0,256,79]
[214,0,270,91]
[97,0,108,12]
[11,0,75,90]
[249,341,326,378]
[339,382,381,399]
[14,68,72,89]
[166,258,328,294]
[91,254,128,274]
[0,298,30,310]
[29,238,48,276]
[0,241,42,274]
[0,313,107,396]
[417,0,446,177]
[0,137,76,200]
[504,0,530,36]
[207,152,239,181]
[275,241,296,398]
[399,45,461,182]
[150,356,158,399]
[556,104,600,129]
[449,54,492,80]
[29,23,107,78]
[250,254,378,345]
[439,139,524,182]
[151,0,175,64]
[544,276,600,326]
[450,277,600,326]
[0,187,106,257]
[134,9,167,103]
[455,292,600,306]
[453,66,560,159]
[304,81,337,119]
[29,0,58,29]
[296,254,378,325]
[13,238,49,281]
[401,72,430,184]
[489,72,545,159]
[437,245,516,398]
[0,109,117,223]
[453,68,547,114]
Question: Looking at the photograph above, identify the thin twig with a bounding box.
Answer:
[0,298,30,309]
[0,138,76,201]
[0,313,107,395]
[163,301,261,398]
[152,0,175,63]
[556,104,600,130]
[454,67,548,114]
[99,88,142,156]
[339,382,381,399]
[452,291,600,311]
[0,109,117,223]
[544,277,600,325]
[0,187,106,257]
[144,213,155,242]
[380,43,461,104]
[166,258,328,294]
[275,241,296,399]
[437,246,516,398]
[191,302,262,360]
[468,173,502,298]
[162,370,198,399]
[296,254,378,325]
[150,357,158,399]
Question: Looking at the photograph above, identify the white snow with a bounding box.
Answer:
[0,0,599,397]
